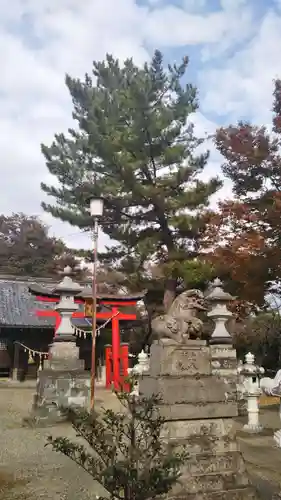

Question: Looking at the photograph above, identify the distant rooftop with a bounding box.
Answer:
[0,276,55,328]
[0,273,91,285]
[0,274,144,329]
[0,274,91,328]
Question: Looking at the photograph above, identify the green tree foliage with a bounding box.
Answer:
[233,311,281,371]
[47,389,188,500]
[0,212,89,279]
[41,50,221,309]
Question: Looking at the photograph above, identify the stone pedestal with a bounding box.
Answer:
[29,343,90,425]
[211,345,246,417]
[11,367,19,381]
[243,391,263,433]
[139,339,259,500]
[210,345,238,378]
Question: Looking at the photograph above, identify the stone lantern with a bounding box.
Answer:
[48,266,83,368]
[206,279,238,381]
[239,352,264,433]
[133,350,150,375]
[27,267,89,425]
[206,278,234,345]
[127,350,150,396]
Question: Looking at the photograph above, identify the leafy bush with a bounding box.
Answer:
[46,388,188,500]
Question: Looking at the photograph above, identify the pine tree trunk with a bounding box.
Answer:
[163,279,177,312]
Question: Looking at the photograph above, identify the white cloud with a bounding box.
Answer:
[143,4,253,47]
[182,0,207,12]
[0,0,276,252]
[219,0,248,9]
[200,9,281,124]
[187,112,233,205]
[0,0,149,250]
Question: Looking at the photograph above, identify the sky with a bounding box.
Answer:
[1,0,281,251]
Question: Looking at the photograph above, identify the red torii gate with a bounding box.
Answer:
[28,283,145,390]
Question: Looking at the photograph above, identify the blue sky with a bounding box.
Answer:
[1,0,281,249]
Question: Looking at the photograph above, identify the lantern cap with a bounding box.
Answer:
[206,278,235,302]
[53,266,82,295]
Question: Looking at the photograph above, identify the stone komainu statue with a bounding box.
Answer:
[151,289,207,344]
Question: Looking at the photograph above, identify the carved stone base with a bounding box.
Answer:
[24,369,90,426]
[161,417,258,499]
[149,338,210,377]
[139,339,259,499]
[210,344,238,378]
[49,341,80,359]
[45,341,84,371]
[24,341,90,427]
[140,372,237,420]
[243,423,263,433]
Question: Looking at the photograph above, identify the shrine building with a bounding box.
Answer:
[0,273,145,386]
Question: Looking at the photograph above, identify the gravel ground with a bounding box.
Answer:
[0,382,281,499]
[0,384,119,500]
[236,407,281,498]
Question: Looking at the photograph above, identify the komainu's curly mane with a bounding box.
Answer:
[151,289,206,343]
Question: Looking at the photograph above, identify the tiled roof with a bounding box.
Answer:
[0,278,56,328]
[28,282,146,302]
[0,277,117,328]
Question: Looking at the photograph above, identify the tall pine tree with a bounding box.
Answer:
[41,51,221,309]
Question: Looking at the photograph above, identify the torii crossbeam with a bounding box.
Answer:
[28,283,145,389]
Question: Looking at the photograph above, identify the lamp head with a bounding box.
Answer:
[90,198,104,217]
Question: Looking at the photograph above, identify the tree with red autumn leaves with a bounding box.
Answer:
[205,79,281,307]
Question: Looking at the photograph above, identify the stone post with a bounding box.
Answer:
[27,267,90,425]
[239,352,264,433]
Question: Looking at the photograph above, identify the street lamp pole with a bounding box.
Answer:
[89,198,104,411]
